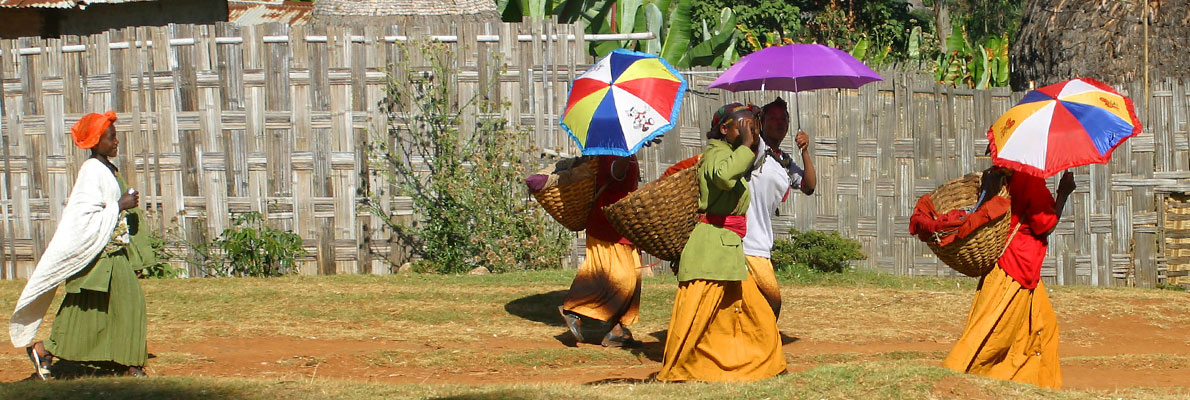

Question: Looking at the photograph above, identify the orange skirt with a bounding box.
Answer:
[745,256,782,319]
[562,236,642,325]
[942,264,1062,389]
[656,268,786,382]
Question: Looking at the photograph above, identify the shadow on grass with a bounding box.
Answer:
[586,376,656,385]
[503,290,567,327]
[630,330,798,362]
[0,378,243,400]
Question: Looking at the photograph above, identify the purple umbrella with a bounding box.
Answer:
[709,44,882,129]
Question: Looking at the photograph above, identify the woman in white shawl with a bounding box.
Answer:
[10,111,154,379]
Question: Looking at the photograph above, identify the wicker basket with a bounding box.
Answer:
[603,162,701,261]
[924,172,1014,277]
[530,157,599,231]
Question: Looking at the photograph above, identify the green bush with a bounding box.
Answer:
[141,230,186,279]
[206,211,307,277]
[771,228,866,273]
[365,40,571,274]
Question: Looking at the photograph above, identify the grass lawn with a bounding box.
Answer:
[1,266,1187,399]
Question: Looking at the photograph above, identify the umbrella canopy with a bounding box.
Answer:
[708,44,882,92]
[988,78,1141,177]
[560,49,687,156]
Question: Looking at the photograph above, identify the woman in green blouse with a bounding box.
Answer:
[656,103,786,382]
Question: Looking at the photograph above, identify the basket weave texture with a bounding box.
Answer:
[530,157,598,231]
[603,162,701,261]
[925,173,1014,277]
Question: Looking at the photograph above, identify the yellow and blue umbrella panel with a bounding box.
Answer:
[560,49,687,156]
[987,78,1141,177]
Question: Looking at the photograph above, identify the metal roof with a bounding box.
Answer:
[0,0,155,9]
[228,0,312,26]
[312,0,496,17]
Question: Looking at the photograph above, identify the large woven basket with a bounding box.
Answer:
[530,157,599,231]
[925,172,1014,277]
[603,162,701,261]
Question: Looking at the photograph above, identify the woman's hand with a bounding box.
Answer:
[118,191,139,210]
[1057,171,1076,196]
[794,130,810,151]
[736,117,755,148]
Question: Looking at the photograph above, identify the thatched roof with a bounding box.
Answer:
[311,0,499,25]
[1012,0,1190,90]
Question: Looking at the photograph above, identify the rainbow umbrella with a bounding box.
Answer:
[560,49,687,156]
[988,78,1141,177]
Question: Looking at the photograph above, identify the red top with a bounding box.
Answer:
[998,173,1059,289]
[586,155,639,245]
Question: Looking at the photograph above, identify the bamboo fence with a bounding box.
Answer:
[1,21,1187,286]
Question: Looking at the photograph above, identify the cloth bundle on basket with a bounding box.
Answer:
[603,159,701,261]
[526,157,600,231]
[910,172,1015,277]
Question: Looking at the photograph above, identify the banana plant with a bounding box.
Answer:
[678,7,738,68]
[657,0,692,65]
[934,23,1010,89]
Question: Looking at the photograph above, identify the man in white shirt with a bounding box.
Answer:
[744,98,816,319]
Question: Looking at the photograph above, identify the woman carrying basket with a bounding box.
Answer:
[942,167,1075,389]
[559,155,644,348]
[656,103,786,382]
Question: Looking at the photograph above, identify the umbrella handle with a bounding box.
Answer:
[795,91,802,131]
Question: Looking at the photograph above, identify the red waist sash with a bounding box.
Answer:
[700,214,747,238]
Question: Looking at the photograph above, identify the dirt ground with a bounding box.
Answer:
[3,313,1187,391]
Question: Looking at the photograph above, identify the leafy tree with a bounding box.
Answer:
[366,40,571,274]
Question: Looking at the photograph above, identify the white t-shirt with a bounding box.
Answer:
[744,140,804,258]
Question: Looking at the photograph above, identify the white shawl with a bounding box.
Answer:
[9,159,122,348]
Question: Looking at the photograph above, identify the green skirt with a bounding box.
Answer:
[45,248,148,367]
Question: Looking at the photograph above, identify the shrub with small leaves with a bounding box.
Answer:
[140,230,186,279]
[206,211,307,277]
[771,228,866,273]
[364,40,571,274]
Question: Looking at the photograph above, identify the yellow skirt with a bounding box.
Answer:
[942,264,1062,389]
[745,256,782,319]
[656,268,786,382]
[562,236,642,325]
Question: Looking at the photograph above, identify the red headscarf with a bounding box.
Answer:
[71,111,117,149]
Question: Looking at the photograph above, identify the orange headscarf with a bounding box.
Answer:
[71,111,117,150]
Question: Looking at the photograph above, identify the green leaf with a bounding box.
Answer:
[946,23,968,55]
[685,6,736,67]
[554,0,589,22]
[496,0,520,22]
[850,37,870,61]
[618,0,643,47]
[527,0,548,18]
[907,26,922,60]
[658,0,692,67]
[643,3,663,54]
[994,34,1010,87]
[973,44,989,89]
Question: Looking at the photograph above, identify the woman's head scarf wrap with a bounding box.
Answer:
[71,111,117,150]
[707,103,753,139]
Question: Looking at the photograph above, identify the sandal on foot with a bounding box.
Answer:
[601,331,643,348]
[26,344,52,380]
[126,366,148,377]
[558,306,584,343]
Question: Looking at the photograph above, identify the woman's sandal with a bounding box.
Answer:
[25,342,53,380]
[600,331,643,348]
[558,306,585,343]
[126,366,148,377]
[601,326,642,348]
